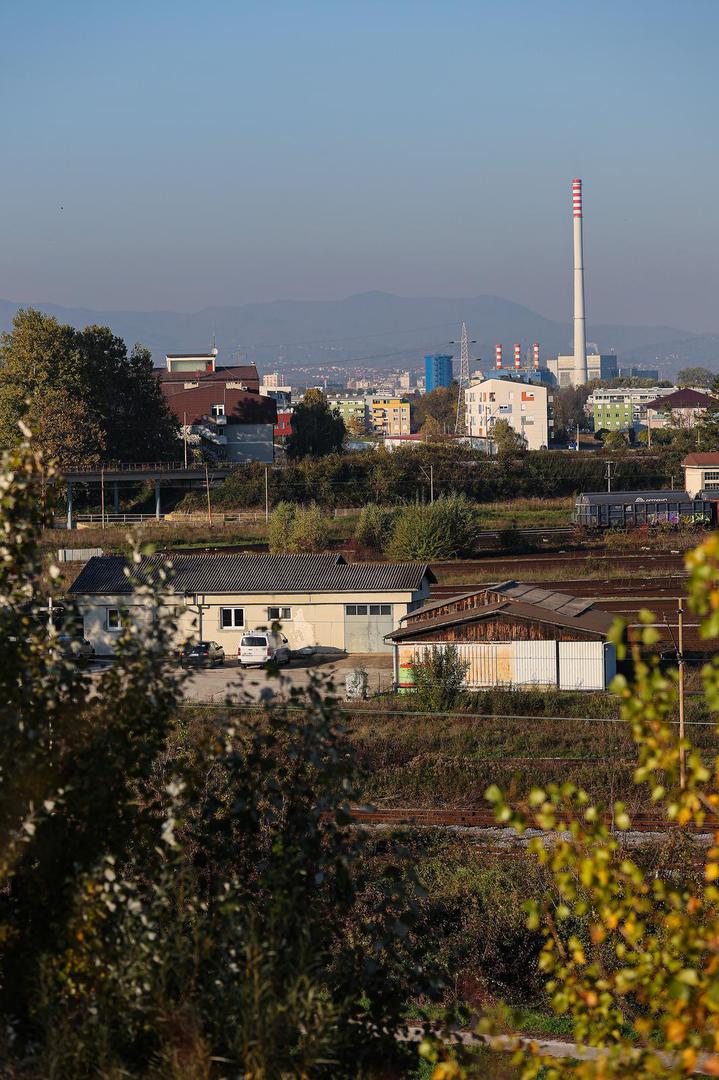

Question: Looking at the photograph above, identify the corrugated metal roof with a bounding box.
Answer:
[493,582,595,617]
[388,597,615,642]
[68,553,434,596]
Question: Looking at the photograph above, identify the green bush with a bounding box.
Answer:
[354,503,398,551]
[267,500,296,552]
[387,494,479,560]
[268,501,326,553]
[412,644,469,712]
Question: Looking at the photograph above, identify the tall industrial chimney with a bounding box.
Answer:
[513,343,521,371]
[495,344,503,370]
[532,342,540,371]
[572,178,587,384]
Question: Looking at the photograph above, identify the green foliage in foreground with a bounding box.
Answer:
[0,441,443,1077]
[435,532,719,1079]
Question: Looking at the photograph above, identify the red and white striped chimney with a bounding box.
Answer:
[514,343,521,371]
[533,342,540,371]
[572,179,587,383]
[495,344,503,370]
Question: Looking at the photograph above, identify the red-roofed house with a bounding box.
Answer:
[683,453,719,496]
[158,352,276,462]
[646,387,717,430]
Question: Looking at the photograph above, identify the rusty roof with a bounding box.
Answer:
[390,581,616,642]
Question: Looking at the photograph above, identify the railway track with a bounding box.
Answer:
[349,806,711,832]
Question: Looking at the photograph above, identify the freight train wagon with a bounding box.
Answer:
[574,490,715,529]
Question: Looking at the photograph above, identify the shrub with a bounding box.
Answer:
[412,644,469,712]
[268,502,326,553]
[354,503,398,551]
[267,500,296,552]
[387,494,479,560]
[289,503,325,552]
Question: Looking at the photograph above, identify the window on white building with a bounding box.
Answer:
[220,607,244,628]
[107,608,130,631]
[268,606,292,620]
[211,403,225,417]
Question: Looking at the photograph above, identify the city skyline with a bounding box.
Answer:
[2,1,718,331]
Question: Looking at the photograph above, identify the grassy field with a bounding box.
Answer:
[182,686,717,813]
[474,497,572,529]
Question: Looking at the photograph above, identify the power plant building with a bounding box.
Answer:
[425,354,453,393]
[546,353,618,388]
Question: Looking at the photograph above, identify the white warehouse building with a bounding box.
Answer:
[68,553,434,657]
[464,377,552,451]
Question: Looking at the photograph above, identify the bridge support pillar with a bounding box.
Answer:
[155,479,161,520]
[113,482,120,514]
[67,482,74,530]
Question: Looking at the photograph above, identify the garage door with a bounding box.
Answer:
[344,603,394,653]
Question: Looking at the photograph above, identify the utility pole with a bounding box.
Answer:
[205,463,213,527]
[678,598,686,790]
[576,421,580,451]
[605,460,614,493]
[100,466,105,528]
[430,464,434,504]
[183,411,188,468]
[264,466,270,523]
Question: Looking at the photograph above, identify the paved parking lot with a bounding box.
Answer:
[85,651,395,702]
[182,652,394,702]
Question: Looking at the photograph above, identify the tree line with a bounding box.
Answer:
[0,309,180,466]
[187,444,684,511]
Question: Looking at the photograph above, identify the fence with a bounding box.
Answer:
[400,640,614,691]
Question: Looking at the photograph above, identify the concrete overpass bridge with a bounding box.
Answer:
[61,462,233,528]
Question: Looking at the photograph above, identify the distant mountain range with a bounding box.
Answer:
[1,292,717,378]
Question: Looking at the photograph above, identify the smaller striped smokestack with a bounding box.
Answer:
[514,343,521,371]
[532,342,540,371]
[495,344,503,370]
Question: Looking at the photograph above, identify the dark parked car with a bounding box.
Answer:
[179,641,225,668]
[56,634,95,663]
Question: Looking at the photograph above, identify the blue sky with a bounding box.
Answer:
[1,0,717,329]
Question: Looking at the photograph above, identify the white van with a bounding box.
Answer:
[238,628,291,668]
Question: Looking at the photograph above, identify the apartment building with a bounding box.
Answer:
[327,394,369,433]
[587,386,676,433]
[464,377,551,451]
[368,396,411,436]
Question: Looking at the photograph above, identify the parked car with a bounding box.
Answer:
[56,634,95,662]
[179,641,225,668]
[238,628,291,668]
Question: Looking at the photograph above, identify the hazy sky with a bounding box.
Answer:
[2,0,718,330]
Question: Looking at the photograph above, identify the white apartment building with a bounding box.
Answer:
[464,378,551,451]
[587,386,676,433]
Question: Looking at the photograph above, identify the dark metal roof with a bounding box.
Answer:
[69,553,434,597]
[493,581,595,617]
[576,490,695,505]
